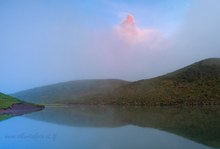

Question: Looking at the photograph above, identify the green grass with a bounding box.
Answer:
[0,93,21,109]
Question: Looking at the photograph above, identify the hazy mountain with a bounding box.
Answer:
[13,79,129,104]
[13,58,220,106]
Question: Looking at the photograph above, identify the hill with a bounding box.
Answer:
[106,58,220,106]
[13,79,129,104]
[13,58,220,106]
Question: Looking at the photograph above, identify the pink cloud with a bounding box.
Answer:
[116,14,162,47]
[82,13,170,80]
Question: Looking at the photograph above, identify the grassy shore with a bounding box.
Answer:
[0,93,21,109]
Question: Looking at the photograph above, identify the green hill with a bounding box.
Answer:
[13,58,220,106]
[106,58,220,106]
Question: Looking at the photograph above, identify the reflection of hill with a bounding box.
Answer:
[0,102,44,121]
[0,114,12,121]
[116,106,220,148]
[26,106,126,127]
[26,106,220,148]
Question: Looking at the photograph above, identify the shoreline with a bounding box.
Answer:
[0,102,44,116]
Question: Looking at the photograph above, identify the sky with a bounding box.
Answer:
[0,0,220,93]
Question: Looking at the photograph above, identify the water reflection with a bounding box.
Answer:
[26,105,220,148]
[0,117,211,149]
[0,103,44,122]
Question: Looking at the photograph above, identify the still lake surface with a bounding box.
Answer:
[0,105,219,149]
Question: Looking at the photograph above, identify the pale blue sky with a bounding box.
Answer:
[1,0,220,93]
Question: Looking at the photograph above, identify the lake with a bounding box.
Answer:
[0,105,219,149]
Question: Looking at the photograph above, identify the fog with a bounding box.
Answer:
[0,0,220,93]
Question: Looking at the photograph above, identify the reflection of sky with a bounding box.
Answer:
[0,117,210,149]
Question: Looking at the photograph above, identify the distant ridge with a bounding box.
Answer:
[13,58,220,106]
[13,79,129,104]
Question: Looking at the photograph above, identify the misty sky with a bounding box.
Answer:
[0,0,220,93]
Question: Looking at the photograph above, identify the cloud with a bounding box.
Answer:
[88,0,220,82]
[82,13,170,82]
[115,14,163,47]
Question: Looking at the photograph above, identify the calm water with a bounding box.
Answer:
[0,106,219,149]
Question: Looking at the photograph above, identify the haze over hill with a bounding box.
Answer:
[13,80,129,104]
[13,58,220,106]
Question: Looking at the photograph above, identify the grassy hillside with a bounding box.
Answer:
[62,58,220,105]
[13,79,129,104]
[105,58,220,106]
[13,58,220,106]
[0,93,21,109]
